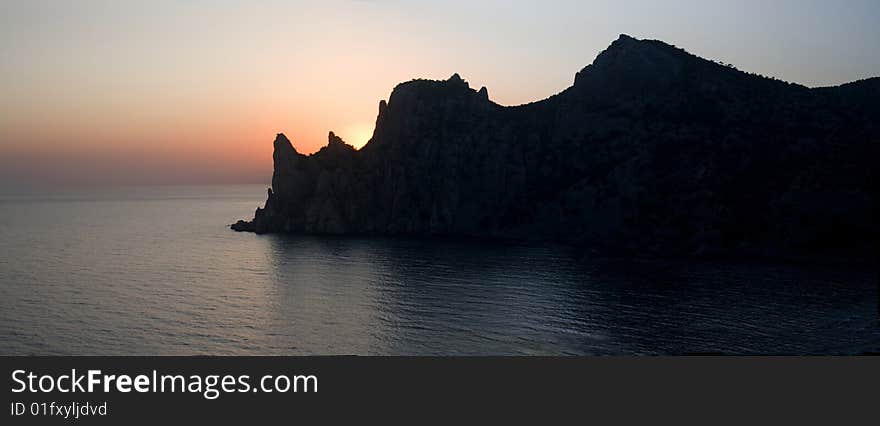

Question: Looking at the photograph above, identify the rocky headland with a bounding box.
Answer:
[233,35,878,259]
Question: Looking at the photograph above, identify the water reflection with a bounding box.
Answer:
[262,236,878,355]
[1,185,876,355]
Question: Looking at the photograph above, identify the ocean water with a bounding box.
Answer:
[0,185,877,355]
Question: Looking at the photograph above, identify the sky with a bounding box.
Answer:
[1,0,878,186]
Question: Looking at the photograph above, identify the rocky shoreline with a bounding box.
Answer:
[233,35,878,259]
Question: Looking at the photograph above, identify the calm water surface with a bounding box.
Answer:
[0,185,877,355]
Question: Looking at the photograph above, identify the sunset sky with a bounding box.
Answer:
[2,0,878,187]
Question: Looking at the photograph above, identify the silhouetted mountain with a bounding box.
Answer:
[232,35,878,259]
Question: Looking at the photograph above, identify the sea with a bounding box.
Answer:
[0,184,877,355]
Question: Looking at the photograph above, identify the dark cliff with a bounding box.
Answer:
[233,35,878,258]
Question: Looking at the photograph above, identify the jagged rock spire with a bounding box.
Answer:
[447,73,469,88]
[274,133,297,154]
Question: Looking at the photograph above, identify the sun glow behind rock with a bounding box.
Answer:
[1,1,878,186]
[339,123,376,150]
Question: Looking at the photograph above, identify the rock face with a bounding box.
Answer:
[234,35,878,258]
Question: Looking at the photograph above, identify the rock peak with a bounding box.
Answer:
[447,73,469,88]
[478,86,488,100]
[601,34,652,56]
[319,131,356,156]
[605,34,651,52]
[328,131,344,145]
[573,34,688,88]
[274,132,297,153]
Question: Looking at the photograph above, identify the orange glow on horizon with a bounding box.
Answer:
[4,1,876,186]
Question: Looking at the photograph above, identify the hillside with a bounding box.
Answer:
[233,35,878,259]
